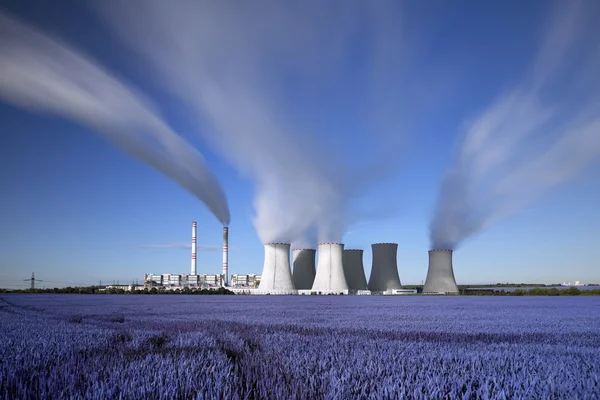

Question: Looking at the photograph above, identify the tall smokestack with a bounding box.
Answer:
[423,249,459,293]
[343,249,367,291]
[368,243,402,291]
[222,226,229,286]
[292,248,316,290]
[312,243,348,293]
[191,221,197,275]
[258,243,295,293]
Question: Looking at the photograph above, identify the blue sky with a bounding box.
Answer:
[1,0,599,288]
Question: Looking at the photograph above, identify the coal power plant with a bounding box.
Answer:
[154,221,467,295]
[292,249,316,290]
[423,250,459,293]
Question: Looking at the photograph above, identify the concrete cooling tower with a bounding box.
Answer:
[368,243,402,291]
[292,248,316,290]
[312,243,349,293]
[258,243,296,293]
[342,249,367,291]
[423,249,459,293]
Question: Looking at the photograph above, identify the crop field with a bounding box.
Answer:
[1,295,599,399]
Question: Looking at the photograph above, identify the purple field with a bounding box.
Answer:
[1,295,599,399]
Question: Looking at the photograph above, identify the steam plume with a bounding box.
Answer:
[0,11,230,225]
[430,0,600,249]
[94,0,413,244]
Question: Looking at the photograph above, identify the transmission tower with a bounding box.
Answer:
[24,272,43,290]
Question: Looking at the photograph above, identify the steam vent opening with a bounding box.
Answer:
[423,249,459,293]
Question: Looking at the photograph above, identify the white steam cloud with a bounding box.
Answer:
[94,0,412,245]
[430,0,600,250]
[0,11,230,225]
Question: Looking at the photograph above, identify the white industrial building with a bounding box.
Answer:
[144,273,225,290]
[230,274,260,288]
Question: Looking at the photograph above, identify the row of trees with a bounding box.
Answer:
[0,287,104,294]
[0,287,235,295]
[462,287,600,296]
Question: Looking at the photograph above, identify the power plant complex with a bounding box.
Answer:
[145,221,460,295]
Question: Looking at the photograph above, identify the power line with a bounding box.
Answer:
[2,283,30,288]
[42,280,95,286]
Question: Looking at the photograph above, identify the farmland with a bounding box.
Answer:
[1,295,599,399]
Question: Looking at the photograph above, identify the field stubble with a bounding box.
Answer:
[1,295,599,399]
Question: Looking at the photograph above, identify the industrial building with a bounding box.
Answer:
[230,274,260,288]
[143,222,258,292]
[190,221,230,286]
[144,273,226,290]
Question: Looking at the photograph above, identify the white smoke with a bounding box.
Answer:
[430,0,600,250]
[0,11,230,225]
[93,0,413,245]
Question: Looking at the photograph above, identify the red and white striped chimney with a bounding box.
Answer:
[222,226,229,286]
[191,221,197,275]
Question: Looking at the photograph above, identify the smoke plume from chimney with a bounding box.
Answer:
[0,11,230,225]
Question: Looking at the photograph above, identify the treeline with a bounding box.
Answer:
[0,287,235,295]
[0,287,105,294]
[461,283,553,288]
[463,287,600,296]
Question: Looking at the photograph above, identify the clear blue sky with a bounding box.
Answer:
[1,0,599,289]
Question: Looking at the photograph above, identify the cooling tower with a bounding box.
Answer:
[312,243,349,293]
[368,243,402,291]
[342,249,368,291]
[258,243,295,292]
[191,221,197,275]
[292,248,316,290]
[423,249,459,293]
[222,227,229,286]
